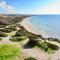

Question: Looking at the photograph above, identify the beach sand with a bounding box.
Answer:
[21,17,51,38]
[21,18,41,34]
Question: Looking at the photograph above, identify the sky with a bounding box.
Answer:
[0,0,60,14]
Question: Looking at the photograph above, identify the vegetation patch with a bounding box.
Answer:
[0,28,12,33]
[10,36,27,42]
[36,41,59,53]
[24,57,37,60]
[25,37,38,48]
[12,17,23,23]
[5,25,17,31]
[0,32,7,37]
[0,38,2,41]
[26,37,59,54]
[0,44,19,60]
[0,25,17,33]
[36,41,52,53]
[45,42,59,51]
[14,26,59,53]
[47,38,60,43]
[14,26,42,39]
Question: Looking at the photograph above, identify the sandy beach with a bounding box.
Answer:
[21,17,51,38]
[21,18,41,34]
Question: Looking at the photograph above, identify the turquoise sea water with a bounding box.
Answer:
[29,15,60,39]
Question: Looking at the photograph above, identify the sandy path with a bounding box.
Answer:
[21,47,48,60]
[50,43,60,60]
[0,31,17,44]
[20,41,60,60]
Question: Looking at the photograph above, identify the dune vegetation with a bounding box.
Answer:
[0,38,2,41]
[9,25,59,54]
[0,32,7,37]
[24,57,37,60]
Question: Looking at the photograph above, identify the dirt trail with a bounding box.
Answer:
[0,31,17,44]
[20,41,60,60]
[50,43,60,60]
[21,46,48,60]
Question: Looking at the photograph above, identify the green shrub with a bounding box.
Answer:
[27,37,39,48]
[0,44,19,60]
[0,32,7,37]
[0,28,12,33]
[48,38,60,43]
[48,38,54,41]
[27,37,48,51]
[0,38,2,41]
[36,41,48,52]
[24,57,37,60]
[36,41,59,53]
[10,36,27,42]
[46,42,59,51]
[54,38,60,43]
[6,25,17,31]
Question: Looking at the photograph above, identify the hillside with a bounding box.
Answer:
[0,14,29,27]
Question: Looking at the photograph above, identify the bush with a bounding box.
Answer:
[48,38,54,41]
[46,42,59,51]
[10,36,27,42]
[24,57,37,60]
[27,37,39,47]
[37,41,48,52]
[27,37,48,51]
[0,32,7,37]
[0,38,2,41]
[7,27,16,31]
[35,41,59,53]
[47,38,60,43]
[0,44,19,60]
[54,38,60,43]
[0,28,12,33]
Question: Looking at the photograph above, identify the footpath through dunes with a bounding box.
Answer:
[21,47,48,60]
[50,42,60,60]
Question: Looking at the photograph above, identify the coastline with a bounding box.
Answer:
[21,17,50,38]
[21,17,60,39]
[21,17,41,34]
[20,17,60,60]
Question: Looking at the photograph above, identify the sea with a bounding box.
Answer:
[28,15,60,39]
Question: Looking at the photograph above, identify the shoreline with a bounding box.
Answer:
[20,17,52,38]
[21,17,41,34]
[21,17,60,39]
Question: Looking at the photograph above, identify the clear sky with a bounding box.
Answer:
[0,0,60,14]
